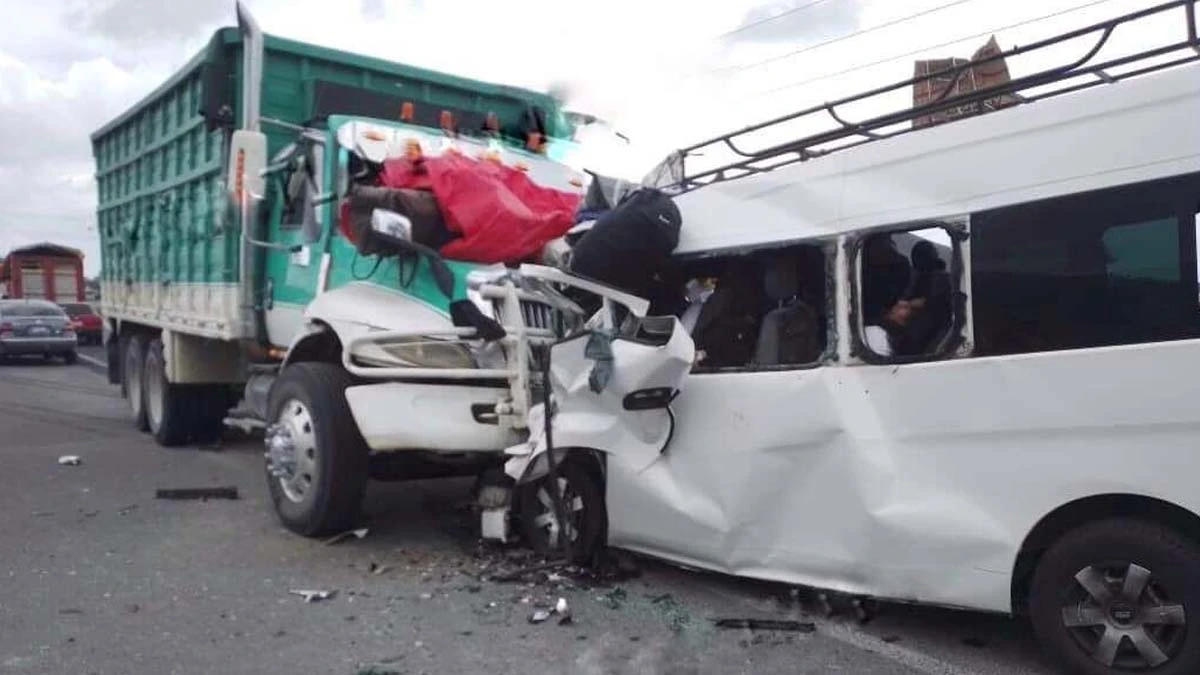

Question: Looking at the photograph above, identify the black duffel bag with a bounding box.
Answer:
[567,187,682,298]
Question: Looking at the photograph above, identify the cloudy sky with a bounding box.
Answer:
[0,0,1184,275]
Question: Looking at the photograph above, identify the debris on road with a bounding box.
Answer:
[598,587,627,609]
[57,455,81,466]
[528,608,553,624]
[324,527,370,545]
[154,486,239,501]
[556,597,573,625]
[367,562,390,575]
[712,618,816,633]
[117,504,138,516]
[289,589,336,603]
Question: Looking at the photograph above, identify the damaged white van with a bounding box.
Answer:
[497,5,1200,675]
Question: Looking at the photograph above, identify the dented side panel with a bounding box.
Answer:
[606,338,1200,614]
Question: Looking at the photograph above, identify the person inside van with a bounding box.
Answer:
[864,296,916,357]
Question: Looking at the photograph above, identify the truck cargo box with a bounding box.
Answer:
[92,21,571,340]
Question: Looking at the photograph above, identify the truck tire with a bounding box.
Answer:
[265,362,369,537]
[124,334,149,432]
[143,338,199,447]
[1030,518,1200,675]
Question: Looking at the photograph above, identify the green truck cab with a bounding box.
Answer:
[94,3,610,538]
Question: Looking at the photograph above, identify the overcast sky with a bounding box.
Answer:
[0,0,1184,275]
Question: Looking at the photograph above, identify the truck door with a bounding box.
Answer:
[261,136,330,348]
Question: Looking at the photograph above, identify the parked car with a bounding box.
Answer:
[0,299,77,364]
[60,302,102,345]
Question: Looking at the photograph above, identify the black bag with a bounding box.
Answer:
[567,187,682,298]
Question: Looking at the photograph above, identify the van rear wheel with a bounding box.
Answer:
[1030,518,1200,675]
[264,363,369,537]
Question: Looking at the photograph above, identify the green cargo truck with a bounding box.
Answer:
[93,3,617,540]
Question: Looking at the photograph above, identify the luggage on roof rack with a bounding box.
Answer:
[650,0,1200,195]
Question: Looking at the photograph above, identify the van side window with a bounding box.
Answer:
[684,243,828,371]
[858,226,958,360]
[972,175,1200,356]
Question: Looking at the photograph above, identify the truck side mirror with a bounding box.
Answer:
[301,143,326,244]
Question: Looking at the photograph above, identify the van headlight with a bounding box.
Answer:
[357,337,476,369]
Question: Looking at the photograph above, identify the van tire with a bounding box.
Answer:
[124,334,149,432]
[516,457,606,565]
[1030,518,1200,675]
[265,363,369,537]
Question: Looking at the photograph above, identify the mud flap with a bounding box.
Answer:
[505,315,695,483]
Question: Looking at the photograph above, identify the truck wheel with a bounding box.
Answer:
[1030,518,1200,675]
[124,334,149,432]
[264,362,369,537]
[516,457,606,565]
[143,338,197,447]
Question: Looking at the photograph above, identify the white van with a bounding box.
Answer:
[496,5,1200,675]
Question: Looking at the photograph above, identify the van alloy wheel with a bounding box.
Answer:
[265,399,317,504]
[1061,562,1186,669]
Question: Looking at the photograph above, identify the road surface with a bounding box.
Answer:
[0,355,1055,674]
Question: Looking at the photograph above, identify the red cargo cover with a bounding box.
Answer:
[378,152,581,264]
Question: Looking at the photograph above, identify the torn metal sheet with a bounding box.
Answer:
[57,455,81,466]
[504,316,694,483]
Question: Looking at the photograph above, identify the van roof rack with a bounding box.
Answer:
[659,0,1200,194]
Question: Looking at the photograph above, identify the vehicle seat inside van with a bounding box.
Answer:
[753,253,820,366]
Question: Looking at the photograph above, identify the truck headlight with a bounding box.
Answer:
[364,337,476,369]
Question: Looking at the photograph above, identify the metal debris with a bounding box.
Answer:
[323,528,369,545]
[289,589,336,603]
[713,618,816,632]
[556,597,573,625]
[57,455,81,466]
[367,562,390,576]
[528,609,553,624]
[154,486,239,501]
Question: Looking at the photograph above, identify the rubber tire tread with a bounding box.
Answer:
[125,334,149,432]
[265,362,370,538]
[1030,517,1200,675]
[143,338,199,447]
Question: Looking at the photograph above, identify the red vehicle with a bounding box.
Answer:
[60,302,102,345]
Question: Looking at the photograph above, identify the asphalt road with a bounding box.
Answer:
[0,357,1056,675]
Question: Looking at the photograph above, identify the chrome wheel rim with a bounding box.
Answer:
[265,399,317,504]
[531,477,584,548]
[1061,562,1186,670]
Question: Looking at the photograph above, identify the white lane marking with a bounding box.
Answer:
[76,353,106,368]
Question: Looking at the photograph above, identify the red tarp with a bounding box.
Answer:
[377,151,581,264]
